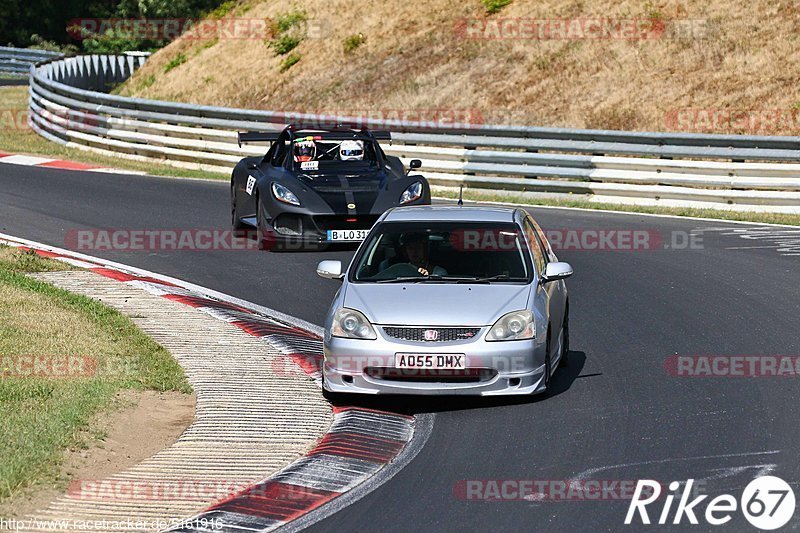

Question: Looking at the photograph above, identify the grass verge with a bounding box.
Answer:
[434,188,800,226]
[0,87,217,181]
[0,246,191,505]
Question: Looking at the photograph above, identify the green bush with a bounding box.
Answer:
[266,8,308,65]
[0,0,237,53]
[207,0,238,18]
[27,35,79,55]
[271,34,301,55]
[279,52,301,72]
[272,9,307,34]
[164,53,188,73]
[343,33,366,54]
[481,0,512,15]
[81,28,154,54]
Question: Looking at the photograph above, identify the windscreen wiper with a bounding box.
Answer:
[376,276,434,283]
[376,275,473,284]
[455,274,527,283]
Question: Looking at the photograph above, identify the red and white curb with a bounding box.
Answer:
[174,405,416,532]
[0,152,144,174]
[0,233,431,532]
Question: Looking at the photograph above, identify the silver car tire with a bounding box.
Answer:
[321,374,347,405]
[543,329,553,394]
[559,302,570,368]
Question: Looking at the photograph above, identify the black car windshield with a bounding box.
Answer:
[351,221,532,283]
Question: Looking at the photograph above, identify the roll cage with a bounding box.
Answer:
[238,125,392,171]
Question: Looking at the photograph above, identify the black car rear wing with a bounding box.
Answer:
[238,129,392,148]
[291,131,392,141]
[367,130,392,141]
[237,131,281,147]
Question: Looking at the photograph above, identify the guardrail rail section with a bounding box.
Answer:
[25,53,800,212]
[0,46,63,76]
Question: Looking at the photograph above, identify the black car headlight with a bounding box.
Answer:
[332,308,377,340]
[486,310,535,341]
[272,182,301,206]
[399,181,424,205]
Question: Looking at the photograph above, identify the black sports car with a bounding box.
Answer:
[231,125,431,250]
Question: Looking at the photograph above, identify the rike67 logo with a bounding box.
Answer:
[626,477,796,529]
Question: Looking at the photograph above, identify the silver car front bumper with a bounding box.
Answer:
[322,327,548,396]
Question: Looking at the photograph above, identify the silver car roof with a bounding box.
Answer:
[382,205,519,223]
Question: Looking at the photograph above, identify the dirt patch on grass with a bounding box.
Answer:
[0,389,196,519]
[0,247,191,511]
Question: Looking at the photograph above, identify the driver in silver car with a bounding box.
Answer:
[380,233,447,277]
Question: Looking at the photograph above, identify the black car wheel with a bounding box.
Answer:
[231,184,246,232]
[256,193,281,251]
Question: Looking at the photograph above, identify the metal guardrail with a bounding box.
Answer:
[27,54,800,212]
[0,46,62,76]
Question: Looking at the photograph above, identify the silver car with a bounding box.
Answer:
[316,205,573,396]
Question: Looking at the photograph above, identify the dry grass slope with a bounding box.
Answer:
[119,0,800,135]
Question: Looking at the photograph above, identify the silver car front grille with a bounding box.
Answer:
[382,327,481,342]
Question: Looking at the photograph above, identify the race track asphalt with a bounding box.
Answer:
[1,164,798,531]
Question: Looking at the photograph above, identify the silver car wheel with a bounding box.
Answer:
[559,302,570,368]
[544,329,552,392]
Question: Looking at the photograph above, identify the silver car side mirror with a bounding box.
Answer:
[542,262,573,283]
[317,260,344,280]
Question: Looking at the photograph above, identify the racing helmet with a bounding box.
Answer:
[339,140,364,161]
[293,140,316,163]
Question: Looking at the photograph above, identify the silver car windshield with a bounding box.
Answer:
[352,222,532,283]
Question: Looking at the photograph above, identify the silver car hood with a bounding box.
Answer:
[343,283,532,326]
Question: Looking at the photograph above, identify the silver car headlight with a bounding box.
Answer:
[272,182,301,206]
[332,308,377,340]
[486,310,535,341]
[399,181,423,204]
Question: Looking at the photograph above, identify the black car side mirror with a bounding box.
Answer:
[407,159,422,175]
